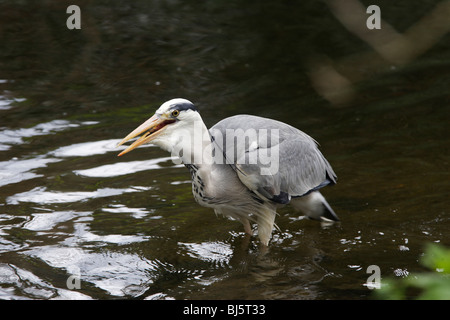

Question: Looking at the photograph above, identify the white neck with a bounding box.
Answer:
[172,119,214,167]
[174,120,217,198]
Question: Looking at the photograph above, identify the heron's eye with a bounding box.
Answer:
[171,110,180,117]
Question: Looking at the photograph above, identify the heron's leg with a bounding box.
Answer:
[257,208,276,246]
[240,218,252,236]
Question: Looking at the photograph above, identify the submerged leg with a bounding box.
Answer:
[256,207,277,246]
[241,218,253,236]
[217,209,253,236]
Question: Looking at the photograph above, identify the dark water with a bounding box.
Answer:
[0,0,449,299]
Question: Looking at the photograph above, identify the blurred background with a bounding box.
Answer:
[0,0,448,299]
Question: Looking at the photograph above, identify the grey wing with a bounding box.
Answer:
[210,115,336,204]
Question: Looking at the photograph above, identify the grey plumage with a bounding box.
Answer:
[117,99,339,246]
[211,115,336,200]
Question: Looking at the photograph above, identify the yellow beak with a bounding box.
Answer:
[117,114,175,156]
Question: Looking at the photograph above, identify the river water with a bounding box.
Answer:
[0,0,448,299]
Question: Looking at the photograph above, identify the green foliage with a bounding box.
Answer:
[376,243,450,300]
[421,243,450,273]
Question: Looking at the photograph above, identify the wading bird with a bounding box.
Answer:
[117,99,339,246]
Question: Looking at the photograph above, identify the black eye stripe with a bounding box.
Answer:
[168,102,197,112]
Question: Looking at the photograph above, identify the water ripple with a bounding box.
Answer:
[0,263,92,300]
[0,120,98,151]
[6,186,145,205]
[0,156,60,187]
[50,139,123,157]
[74,157,180,178]
[22,246,157,297]
[23,211,91,231]
[181,241,233,268]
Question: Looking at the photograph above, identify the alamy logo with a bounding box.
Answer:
[366,5,381,30]
[169,121,280,176]
[66,5,81,30]
[66,266,81,290]
[366,265,381,289]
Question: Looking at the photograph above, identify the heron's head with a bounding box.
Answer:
[117,98,202,156]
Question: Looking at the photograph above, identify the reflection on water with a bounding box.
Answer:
[75,156,180,177]
[23,246,154,297]
[102,204,155,219]
[0,157,60,187]
[0,120,96,150]
[0,0,448,300]
[6,186,143,205]
[0,96,25,112]
[23,210,90,231]
[51,139,119,158]
[0,262,92,300]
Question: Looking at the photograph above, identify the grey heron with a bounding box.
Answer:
[117,98,339,246]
